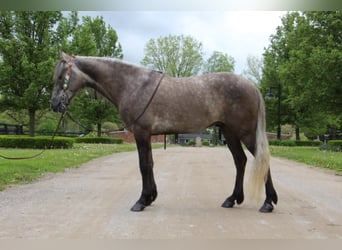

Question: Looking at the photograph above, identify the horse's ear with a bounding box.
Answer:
[60,51,70,61]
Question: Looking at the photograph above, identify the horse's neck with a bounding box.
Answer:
[76,57,145,106]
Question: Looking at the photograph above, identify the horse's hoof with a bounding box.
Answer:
[130,202,146,212]
[259,202,274,213]
[221,199,235,208]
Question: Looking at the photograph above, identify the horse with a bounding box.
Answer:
[51,52,278,213]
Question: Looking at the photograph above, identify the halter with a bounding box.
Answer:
[63,55,75,90]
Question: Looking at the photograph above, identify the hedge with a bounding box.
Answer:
[327,140,342,152]
[0,136,74,149]
[294,140,322,147]
[268,139,322,147]
[268,139,296,147]
[74,137,123,144]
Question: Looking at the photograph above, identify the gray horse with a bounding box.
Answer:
[51,52,278,213]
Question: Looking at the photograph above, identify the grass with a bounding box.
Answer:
[270,146,342,174]
[0,143,162,191]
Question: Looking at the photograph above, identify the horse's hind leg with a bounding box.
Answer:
[260,169,278,212]
[131,131,158,212]
[221,131,247,208]
[244,137,278,213]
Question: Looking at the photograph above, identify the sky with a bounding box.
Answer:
[80,11,287,74]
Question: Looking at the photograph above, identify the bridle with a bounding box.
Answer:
[60,55,75,111]
[62,54,75,91]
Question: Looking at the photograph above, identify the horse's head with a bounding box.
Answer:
[50,52,86,113]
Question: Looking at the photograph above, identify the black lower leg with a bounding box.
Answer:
[131,132,158,212]
[259,170,278,213]
[131,172,158,212]
[222,135,247,208]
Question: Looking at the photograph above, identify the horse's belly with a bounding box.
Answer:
[150,112,214,134]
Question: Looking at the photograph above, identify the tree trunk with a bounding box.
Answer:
[295,127,300,141]
[97,122,102,137]
[28,109,35,137]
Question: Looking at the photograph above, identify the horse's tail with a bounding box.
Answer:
[249,91,270,201]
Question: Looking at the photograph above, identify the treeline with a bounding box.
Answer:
[261,11,341,139]
[0,11,341,140]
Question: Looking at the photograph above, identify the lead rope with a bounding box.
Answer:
[0,112,66,160]
[65,112,93,133]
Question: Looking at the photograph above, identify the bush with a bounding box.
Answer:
[269,139,323,147]
[202,140,210,146]
[327,140,342,152]
[74,137,123,144]
[102,122,120,132]
[36,120,58,133]
[294,140,322,147]
[188,140,196,146]
[0,136,74,149]
[268,139,296,147]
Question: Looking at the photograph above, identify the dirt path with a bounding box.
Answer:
[0,147,341,239]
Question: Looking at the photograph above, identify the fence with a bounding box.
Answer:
[36,131,86,137]
[0,123,24,135]
[0,123,88,137]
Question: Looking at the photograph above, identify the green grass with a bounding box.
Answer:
[270,146,342,174]
[0,143,163,191]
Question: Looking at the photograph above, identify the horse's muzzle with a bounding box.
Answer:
[51,102,65,113]
[50,101,65,113]
[50,95,67,113]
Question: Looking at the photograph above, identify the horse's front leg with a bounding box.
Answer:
[131,131,158,212]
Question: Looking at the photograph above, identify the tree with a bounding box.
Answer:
[242,55,263,85]
[141,34,204,77]
[0,11,62,136]
[261,11,342,139]
[203,51,235,74]
[55,11,78,53]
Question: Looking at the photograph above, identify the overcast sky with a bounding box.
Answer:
[80,11,287,74]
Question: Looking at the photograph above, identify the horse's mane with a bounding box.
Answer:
[77,56,143,70]
[53,60,66,82]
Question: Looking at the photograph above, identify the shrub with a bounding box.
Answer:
[0,136,74,149]
[36,120,58,133]
[294,140,322,147]
[74,137,123,144]
[102,122,120,132]
[202,140,210,146]
[327,140,342,152]
[269,139,323,147]
[268,139,296,147]
[188,140,196,146]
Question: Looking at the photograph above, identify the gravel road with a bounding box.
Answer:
[0,147,341,239]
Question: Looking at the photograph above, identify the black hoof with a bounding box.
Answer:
[130,202,146,212]
[259,202,274,213]
[221,199,235,208]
